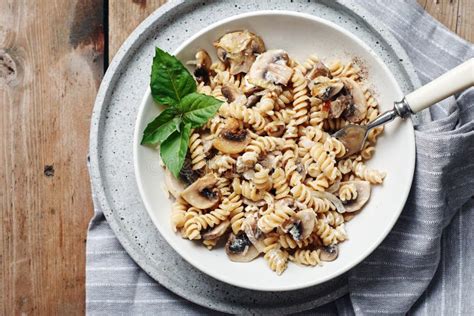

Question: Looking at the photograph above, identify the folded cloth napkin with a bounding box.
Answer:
[86,0,474,314]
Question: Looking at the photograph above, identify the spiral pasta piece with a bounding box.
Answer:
[181,207,203,239]
[291,70,310,126]
[220,102,267,133]
[240,180,265,202]
[265,249,289,275]
[321,210,345,227]
[290,183,314,207]
[282,120,299,140]
[315,219,337,246]
[306,174,330,192]
[329,60,360,80]
[253,165,273,191]
[205,115,225,136]
[338,159,353,175]
[202,239,218,250]
[208,154,235,174]
[338,183,358,202]
[229,203,245,234]
[270,108,295,124]
[216,176,232,197]
[189,133,206,170]
[310,143,340,181]
[360,144,376,160]
[323,137,346,159]
[185,193,242,240]
[301,54,320,72]
[254,92,275,114]
[290,249,322,266]
[241,136,285,167]
[334,224,348,242]
[352,161,386,184]
[278,234,315,249]
[272,167,290,199]
[171,197,188,232]
[257,206,296,233]
[323,118,348,132]
[264,248,289,275]
[274,89,294,110]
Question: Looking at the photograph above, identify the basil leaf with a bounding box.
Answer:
[160,123,191,177]
[150,47,196,107]
[177,92,223,128]
[141,108,180,145]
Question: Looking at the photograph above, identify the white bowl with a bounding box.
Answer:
[133,11,415,291]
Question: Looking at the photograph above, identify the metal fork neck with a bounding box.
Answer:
[394,98,413,118]
[366,98,413,131]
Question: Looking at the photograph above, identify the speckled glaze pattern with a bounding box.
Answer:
[88,0,420,314]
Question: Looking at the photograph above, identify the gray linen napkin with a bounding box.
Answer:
[86,1,474,314]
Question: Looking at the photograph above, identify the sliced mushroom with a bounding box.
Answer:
[214,30,265,75]
[328,94,352,119]
[181,174,221,209]
[221,84,246,104]
[245,94,261,107]
[341,78,367,123]
[179,155,202,185]
[213,118,251,154]
[203,220,230,240]
[164,169,186,199]
[327,179,341,194]
[225,232,260,262]
[192,49,212,84]
[243,216,266,252]
[307,61,331,80]
[247,50,294,89]
[320,245,339,262]
[294,209,316,240]
[341,180,371,213]
[309,76,344,101]
[282,209,316,241]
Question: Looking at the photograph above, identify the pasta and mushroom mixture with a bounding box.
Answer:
[165,30,386,275]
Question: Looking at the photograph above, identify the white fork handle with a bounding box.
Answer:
[405,58,474,113]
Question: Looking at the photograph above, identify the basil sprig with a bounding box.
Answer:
[141,47,223,177]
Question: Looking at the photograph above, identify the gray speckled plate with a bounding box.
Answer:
[89,0,420,314]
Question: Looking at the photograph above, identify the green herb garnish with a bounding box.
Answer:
[141,47,223,177]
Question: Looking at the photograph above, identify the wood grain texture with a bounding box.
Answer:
[109,0,167,59]
[0,0,102,314]
[418,0,474,42]
[457,0,474,43]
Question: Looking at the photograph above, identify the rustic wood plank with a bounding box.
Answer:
[422,0,460,35]
[418,0,428,9]
[109,0,167,59]
[419,0,473,42]
[0,0,102,314]
[457,0,474,42]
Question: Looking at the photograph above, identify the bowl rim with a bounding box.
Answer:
[133,9,415,291]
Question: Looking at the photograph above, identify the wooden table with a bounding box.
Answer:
[1,1,472,314]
